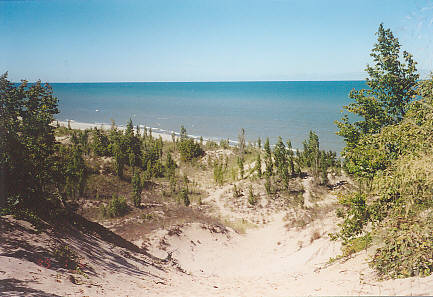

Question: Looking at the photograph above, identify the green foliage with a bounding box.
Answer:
[132,171,142,207]
[178,127,203,161]
[0,73,58,208]
[52,242,80,270]
[298,131,337,184]
[141,134,164,178]
[341,233,372,257]
[336,24,419,177]
[335,193,369,242]
[213,160,225,185]
[219,138,230,149]
[169,175,177,194]
[301,131,320,177]
[286,139,295,176]
[165,152,176,179]
[112,141,126,178]
[58,143,87,200]
[264,137,273,177]
[273,137,290,189]
[371,216,433,279]
[265,176,272,195]
[232,184,241,198]
[247,184,257,205]
[334,37,433,278]
[91,128,111,157]
[255,154,262,178]
[273,137,287,177]
[237,156,244,179]
[179,188,190,206]
[101,195,128,218]
[180,125,187,139]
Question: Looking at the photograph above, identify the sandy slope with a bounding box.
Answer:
[142,181,433,296]
[2,174,433,296]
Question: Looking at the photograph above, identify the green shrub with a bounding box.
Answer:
[52,242,80,270]
[132,172,142,207]
[341,233,372,257]
[179,188,190,206]
[371,216,433,278]
[101,195,128,218]
[265,176,272,195]
[178,138,204,161]
[233,184,241,198]
[213,160,224,185]
[248,184,257,205]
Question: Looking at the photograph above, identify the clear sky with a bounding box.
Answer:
[1,0,432,82]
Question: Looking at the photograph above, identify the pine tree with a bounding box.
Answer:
[165,152,176,179]
[180,125,187,140]
[286,139,295,176]
[264,137,273,177]
[273,136,287,178]
[132,171,142,207]
[255,154,262,178]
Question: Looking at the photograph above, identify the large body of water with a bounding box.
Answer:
[52,81,365,153]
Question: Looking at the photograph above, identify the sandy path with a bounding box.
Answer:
[145,184,433,296]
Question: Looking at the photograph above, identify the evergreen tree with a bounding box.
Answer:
[178,127,203,161]
[91,128,111,157]
[264,137,273,177]
[180,125,187,140]
[302,131,320,179]
[273,136,287,178]
[112,141,126,178]
[165,152,176,179]
[286,139,295,176]
[132,171,142,207]
[255,154,262,178]
[180,188,190,206]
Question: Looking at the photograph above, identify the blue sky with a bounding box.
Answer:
[1,0,432,82]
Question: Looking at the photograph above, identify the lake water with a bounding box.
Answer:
[52,81,366,152]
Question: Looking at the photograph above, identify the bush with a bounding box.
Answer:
[333,77,433,278]
[52,243,80,270]
[213,161,224,185]
[132,172,142,207]
[178,138,204,161]
[101,195,128,218]
[341,233,372,257]
[179,188,190,206]
[371,217,433,278]
[233,184,241,198]
[248,184,257,205]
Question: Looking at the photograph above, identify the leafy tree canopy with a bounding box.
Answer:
[0,73,58,208]
[336,24,419,177]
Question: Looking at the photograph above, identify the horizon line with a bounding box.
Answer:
[14,79,366,84]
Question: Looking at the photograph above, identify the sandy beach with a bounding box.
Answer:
[58,120,176,143]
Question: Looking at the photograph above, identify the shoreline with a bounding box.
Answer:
[57,120,240,146]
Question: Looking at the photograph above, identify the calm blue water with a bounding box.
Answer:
[52,81,365,153]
